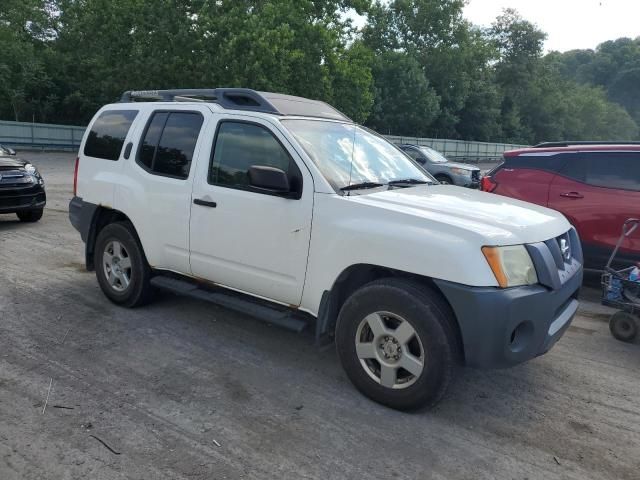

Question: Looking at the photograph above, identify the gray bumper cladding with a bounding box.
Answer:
[434,267,582,369]
[68,196,97,243]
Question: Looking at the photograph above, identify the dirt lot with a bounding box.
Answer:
[1,152,639,480]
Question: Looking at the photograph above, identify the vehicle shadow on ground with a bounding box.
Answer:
[147,290,548,426]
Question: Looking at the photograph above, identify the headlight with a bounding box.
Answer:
[482,245,538,288]
[24,163,37,174]
[450,167,471,176]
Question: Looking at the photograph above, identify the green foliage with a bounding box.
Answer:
[0,0,637,142]
[549,37,640,128]
[366,51,440,136]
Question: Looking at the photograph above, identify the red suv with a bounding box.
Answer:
[482,142,640,269]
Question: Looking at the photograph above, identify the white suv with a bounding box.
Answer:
[70,89,583,410]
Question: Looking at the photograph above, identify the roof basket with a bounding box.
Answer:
[534,141,640,148]
[119,88,351,121]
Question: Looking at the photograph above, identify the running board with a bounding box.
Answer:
[150,275,309,333]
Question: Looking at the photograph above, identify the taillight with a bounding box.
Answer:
[73,157,79,196]
[481,175,497,193]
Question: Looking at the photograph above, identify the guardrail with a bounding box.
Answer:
[0,120,86,151]
[385,135,527,163]
[0,120,526,162]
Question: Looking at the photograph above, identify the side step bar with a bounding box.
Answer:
[150,275,309,333]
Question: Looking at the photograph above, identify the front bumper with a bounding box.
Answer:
[0,184,46,213]
[434,266,582,368]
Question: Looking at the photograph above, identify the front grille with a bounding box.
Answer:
[471,170,480,181]
[0,170,29,185]
[526,228,583,290]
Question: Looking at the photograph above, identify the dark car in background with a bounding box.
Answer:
[399,144,481,188]
[0,155,46,222]
[481,142,640,269]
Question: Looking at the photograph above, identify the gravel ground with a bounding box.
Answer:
[1,152,639,480]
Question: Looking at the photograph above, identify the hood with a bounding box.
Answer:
[0,157,27,170]
[442,161,479,171]
[350,185,570,245]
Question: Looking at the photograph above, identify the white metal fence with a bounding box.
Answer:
[0,120,86,150]
[385,135,527,163]
[0,120,526,162]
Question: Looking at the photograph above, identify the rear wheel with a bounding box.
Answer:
[94,222,154,307]
[609,311,638,342]
[335,278,458,411]
[16,208,43,222]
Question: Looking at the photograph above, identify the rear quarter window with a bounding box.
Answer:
[84,110,138,161]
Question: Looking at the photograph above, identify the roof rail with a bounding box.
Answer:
[533,141,640,148]
[118,88,351,121]
[120,88,280,114]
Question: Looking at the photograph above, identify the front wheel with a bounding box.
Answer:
[94,222,154,308]
[335,278,458,411]
[17,208,43,222]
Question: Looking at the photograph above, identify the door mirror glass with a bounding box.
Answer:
[248,165,290,193]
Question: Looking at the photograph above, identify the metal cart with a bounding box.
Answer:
[601,218,640,342]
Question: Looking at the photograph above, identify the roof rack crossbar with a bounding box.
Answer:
[119,88,281,115]
[534,141,640,148]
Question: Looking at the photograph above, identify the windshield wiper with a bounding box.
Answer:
[340,181,385,192]
[387,178,430,187]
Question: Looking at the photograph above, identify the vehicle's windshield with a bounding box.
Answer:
[283,119,434,191]
[420,147,448,163]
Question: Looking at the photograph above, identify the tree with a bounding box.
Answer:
[365,51,440,136]
[0,0,53,121]
[546,37,640,127]
[363,0,500,139]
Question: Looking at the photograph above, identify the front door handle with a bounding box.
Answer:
[560,191,584,199]
[193,198,217,208]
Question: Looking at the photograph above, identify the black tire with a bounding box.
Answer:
[609,311,638,342]
[335,278,458,411]
[16,208,43,222]
[94,222,154,308]
[435,174,452,185]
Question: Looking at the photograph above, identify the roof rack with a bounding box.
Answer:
[118,88,351,122]
[533,141,640,148]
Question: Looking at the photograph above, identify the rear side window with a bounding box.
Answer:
[137,111,203,179]
[84,110,138,160]
[583,152,640,191]
[403,148,421,161]
[504,153,571,173]
[209,121,300,193]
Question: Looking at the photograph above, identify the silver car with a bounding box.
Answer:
[399,144,480,188]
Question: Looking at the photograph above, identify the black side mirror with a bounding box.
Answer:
[416,157,427,165]
[248,165,290,194]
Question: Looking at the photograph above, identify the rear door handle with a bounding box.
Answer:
[560,191,584,199]
[193,198,217,208]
